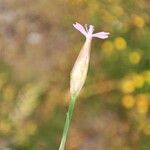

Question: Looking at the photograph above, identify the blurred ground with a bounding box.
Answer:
[0,0,149,150]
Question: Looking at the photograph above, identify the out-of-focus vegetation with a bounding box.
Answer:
[0,0,149,150]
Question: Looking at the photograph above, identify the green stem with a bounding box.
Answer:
[59,95,76,150]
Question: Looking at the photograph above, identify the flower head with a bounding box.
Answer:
[73,22,109,39]
[71,22,109,97]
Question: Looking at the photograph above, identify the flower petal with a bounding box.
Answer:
[92,32,110,39]
[73,22,87,36]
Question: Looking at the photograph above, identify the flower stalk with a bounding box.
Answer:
[58,95,76,150]
[59,22,109,150]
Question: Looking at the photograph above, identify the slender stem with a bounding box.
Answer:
[59,95,76,150]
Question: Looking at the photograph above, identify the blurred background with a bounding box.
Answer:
[0,0,149,149]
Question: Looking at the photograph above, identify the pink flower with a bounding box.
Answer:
[70,22,109,97]
[73,22,109,39]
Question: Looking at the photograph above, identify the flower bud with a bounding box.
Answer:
[70,38,92,97]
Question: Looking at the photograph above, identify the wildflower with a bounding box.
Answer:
[121,79,135,93]
[114,37,127,50]
[136,94,149,114]
[59,22,109,150]
[133,15,145,28]
[70,22,109,97]
[142,70,150,83]
[132,74,144,88]
[129,51,141,64]
[121,94,135,109]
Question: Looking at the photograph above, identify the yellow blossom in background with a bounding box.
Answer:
[129,51,141,64]
[121,79,135,93]
[101,40,114,55]
[121,95,135,109]
[142,70,150,83]
[133,15,145,28]
[132,74,145,88]
[136,94,149,114]
[114,37,127,50]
